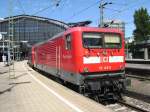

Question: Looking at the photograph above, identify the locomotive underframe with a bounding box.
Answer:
[78,71,127,101]
[80,76,126,101]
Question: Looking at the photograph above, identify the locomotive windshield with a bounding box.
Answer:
[83,33,103,48]
[83,32,121,48]
[104,34,121,48]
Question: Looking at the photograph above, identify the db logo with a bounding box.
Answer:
[102,57,108,62]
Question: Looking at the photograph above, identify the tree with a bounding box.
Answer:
[133,7,150,42]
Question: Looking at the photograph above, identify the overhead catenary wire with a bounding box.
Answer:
[110,2,128,6]
[105,0,140,18]
[17,0,26,14]
[65,1,100,21]
[64,0,142,23]
[52,0,62,7]
[12,0,62,25]
[64,0,140,22]
[9,0,149,30]
[110,0,140,7]
[56,0,69,21]
[105,7,121,13]
[108,0,149,18]
[32,0,62,16]
[32,5,57,16]
[7,0,64,63]
[94,0,149,25]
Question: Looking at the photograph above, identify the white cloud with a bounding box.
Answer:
[0,18,4,20]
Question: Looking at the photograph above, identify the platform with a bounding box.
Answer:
[125,63,150,101]
[0,61,113,112]
[126,77,150,101]
[126,59,150,64]
[126,63,150,71]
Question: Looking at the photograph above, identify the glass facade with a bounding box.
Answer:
[0,15,68,60]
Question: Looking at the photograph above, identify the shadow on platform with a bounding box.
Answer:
[14,73,28,79]
[0,81,31,95]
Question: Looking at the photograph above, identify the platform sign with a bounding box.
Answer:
[0,32,7,40]
[0,34,2,40]
[2,55,6,62]
[0,32,7,34]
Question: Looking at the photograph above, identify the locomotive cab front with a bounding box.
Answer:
[74,27,127,100]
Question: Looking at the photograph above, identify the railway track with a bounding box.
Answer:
[127,74,150,81]
[106,96,150,112]
[125,90,150,104]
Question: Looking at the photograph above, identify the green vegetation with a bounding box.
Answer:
[133,7,150,42]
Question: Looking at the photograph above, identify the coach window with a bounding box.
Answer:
[65,34,71,50]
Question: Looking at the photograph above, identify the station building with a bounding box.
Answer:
[103,20,125,34]
[131,40,150,59]
[0,14,69,61]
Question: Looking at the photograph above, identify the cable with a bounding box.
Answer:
[110,2,128,6]
[105,7,121,13]
[56,0,69,21]
[55,0,62,7]
[32,5,53,15]
[12,0,62,25]
[59,0,68,9]
[65,0,140,21]
[17,0,26,14]
[32,0,62,15]
[108,0,149,18]
[65,1,100,21]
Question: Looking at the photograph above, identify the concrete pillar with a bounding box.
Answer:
[144,48,148,60]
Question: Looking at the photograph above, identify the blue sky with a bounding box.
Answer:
[0,0,150,38]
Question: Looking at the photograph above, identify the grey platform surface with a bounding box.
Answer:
[127,77,150,98]
[126,63,150,70]
[0,61,112,112]
[126,59,150,62]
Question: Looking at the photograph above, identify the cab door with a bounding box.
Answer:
[56,38,63,77]
[56,45,61,76]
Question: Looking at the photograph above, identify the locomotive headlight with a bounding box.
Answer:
[83,67,89,72]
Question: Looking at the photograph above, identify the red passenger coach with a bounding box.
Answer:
[30,27,127,100]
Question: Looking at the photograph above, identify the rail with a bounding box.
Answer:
[118,100,149,112]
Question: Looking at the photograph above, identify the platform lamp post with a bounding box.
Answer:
[144,35,150,60]
[126,39,129,59]
[99,1,112,27]
[4,40,11,65]
[20,40,28,60]
[0,32,7,65]
[13,45,20,61]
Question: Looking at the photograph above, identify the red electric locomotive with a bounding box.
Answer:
[29,27,128,100]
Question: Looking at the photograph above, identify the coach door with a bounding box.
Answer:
[34,48,38,67]
[56,46,61,76]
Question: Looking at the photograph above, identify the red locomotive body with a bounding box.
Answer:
[29,27,127,99]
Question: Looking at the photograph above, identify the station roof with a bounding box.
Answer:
[0,14,69,29]
[132,40,150,48]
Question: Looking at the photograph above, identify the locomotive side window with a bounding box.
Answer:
[65,34,71,50]
[104,34,121,48]
[83,33,103,48]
